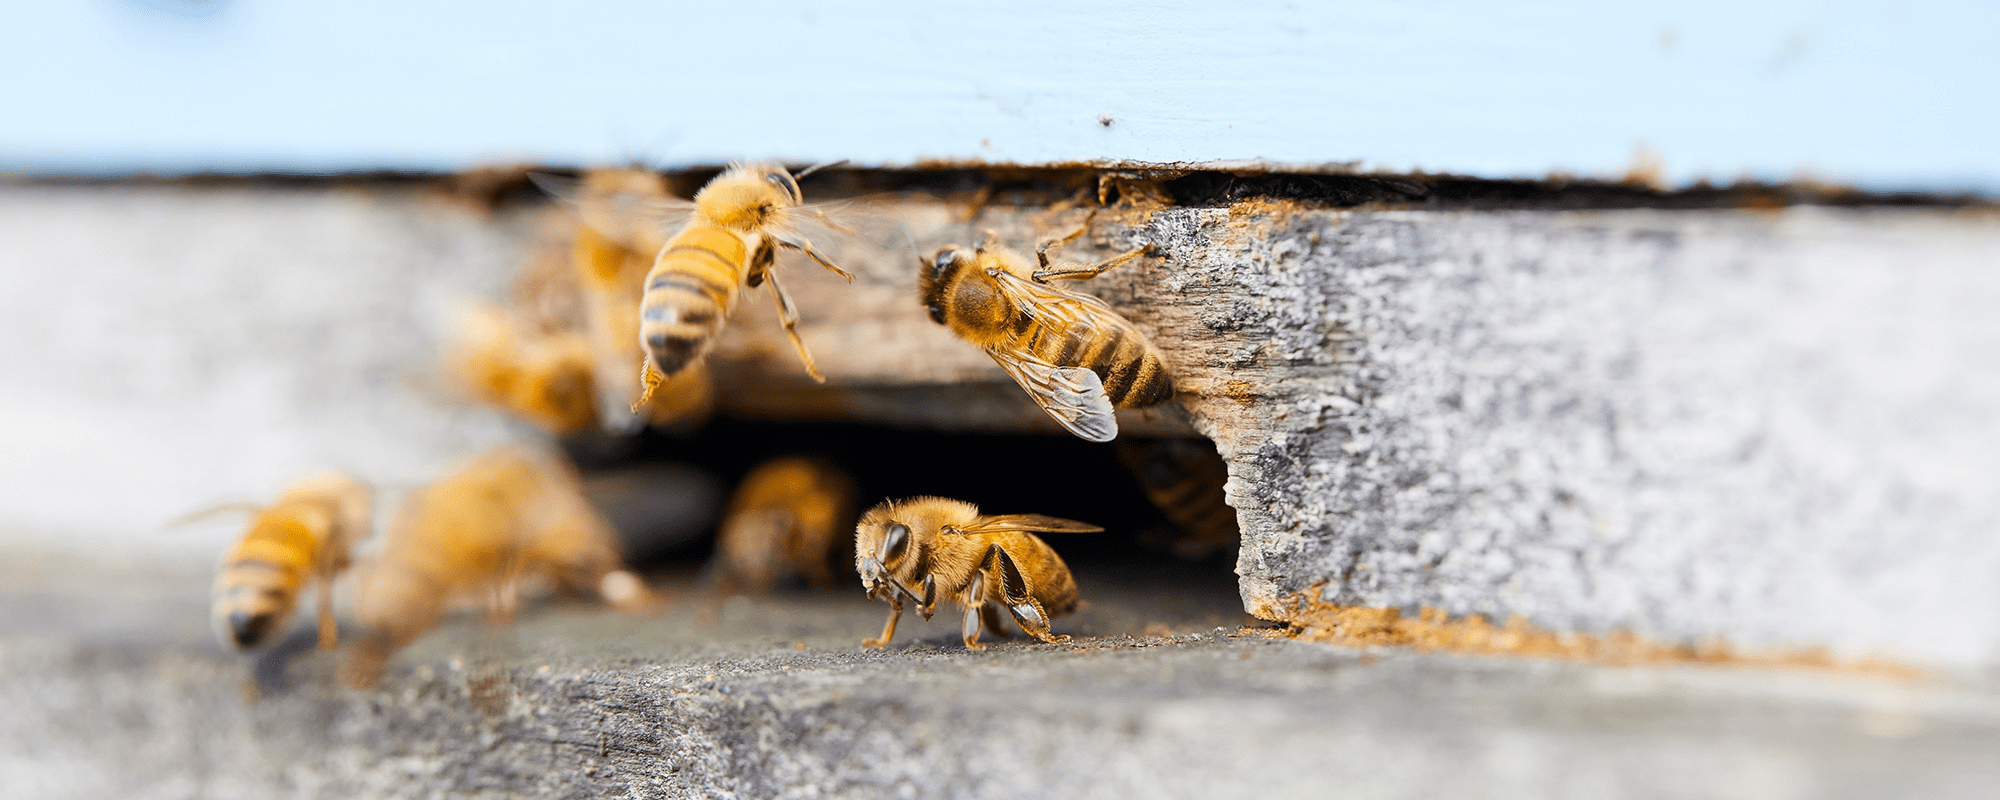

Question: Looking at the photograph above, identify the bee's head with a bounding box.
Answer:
[853,510,916,597]
[917,246,967,325]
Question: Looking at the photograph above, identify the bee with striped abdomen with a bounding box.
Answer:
[211,472,372,651]
[609,163,852,408]
[917,230,1171,442]
[854,497,1100,651]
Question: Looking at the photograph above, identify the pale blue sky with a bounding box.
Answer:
[3,0,1995,191]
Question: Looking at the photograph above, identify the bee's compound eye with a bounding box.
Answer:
[883,522,911,563]
[765,171,801,203]
[929,249,960,279]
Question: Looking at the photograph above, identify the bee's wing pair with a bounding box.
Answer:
[528,172,695,253]
[949,515,1105,535]
[983,270,1125,443]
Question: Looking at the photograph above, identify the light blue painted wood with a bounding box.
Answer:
[2,1,1994,192]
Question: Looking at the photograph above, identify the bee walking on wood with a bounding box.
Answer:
[917,229,1171,442]
[710,456,858,596]
[854,497,1100,651]
[342,448,652,688]
[544,162,854,406]
[210,472,372,651]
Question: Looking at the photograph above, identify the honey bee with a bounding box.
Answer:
[450,303,600,435]
[709,456,857,596]
[564,168,698,431]
[211,472,371,651]
[560,162,856,407]
[917,230,1171,442]
[854,497,1101,650]
[1114,438,1240,558]
[342,448,652,688]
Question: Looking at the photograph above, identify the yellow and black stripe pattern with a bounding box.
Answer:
[638,224,745,378]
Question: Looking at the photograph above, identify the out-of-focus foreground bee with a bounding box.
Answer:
[1114,438,1240,559]
[854,497,1100,651]
[918,231,1170,442]
[211,472,371,651]
[709,456,857,596]
[342,448,653,688]
[452,303,600,434]
[625,162,855,403]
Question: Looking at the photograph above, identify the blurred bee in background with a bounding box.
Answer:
[708,456,857,597]
[1113,438,1240,559]
[342,448,654,688]
[918,229,1170,442]
[450,303,600,435]
[210,472,372,651]
[553,161,855,403]
[854,497,1100,651]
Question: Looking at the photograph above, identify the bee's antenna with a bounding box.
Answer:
[899,223,923,262]
[167,502,264,529]
[793,159,849,180]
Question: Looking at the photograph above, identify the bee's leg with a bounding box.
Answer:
[314,577,339,651]
[980,603,1013,639]
[744,237,774,289]
[773,234,854,281]
[1033,243,1155,283]
[863,594,903,648]
[976,229,1003,255]
[916,573,937,619]
[759,265,828,383]
[1033,223,1090,270]
[983,544,1069,644]
[632,357,663,412]
[961,572,988,651]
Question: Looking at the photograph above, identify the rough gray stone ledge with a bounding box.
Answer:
[6,571,1999,800]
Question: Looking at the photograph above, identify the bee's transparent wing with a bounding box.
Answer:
[986,347,1118,442]
[986,268,1122,329]
[949,515,1105,535]
[768,196,886,280]
[528,172,694,252]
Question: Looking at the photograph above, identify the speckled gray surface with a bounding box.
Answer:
[5,566,1999,800]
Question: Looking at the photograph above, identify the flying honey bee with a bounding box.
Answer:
[342,448,653,688]
[210,472,372,651]
[918,230,1171,442]
[1114,438,1240,559]
[451,303,600,435]
[709,456,857,596]
[542,162,855,407]
[854,497,1101,651]
[563,168,722,431]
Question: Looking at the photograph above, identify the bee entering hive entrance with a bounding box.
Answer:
[558,418,1242,604]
